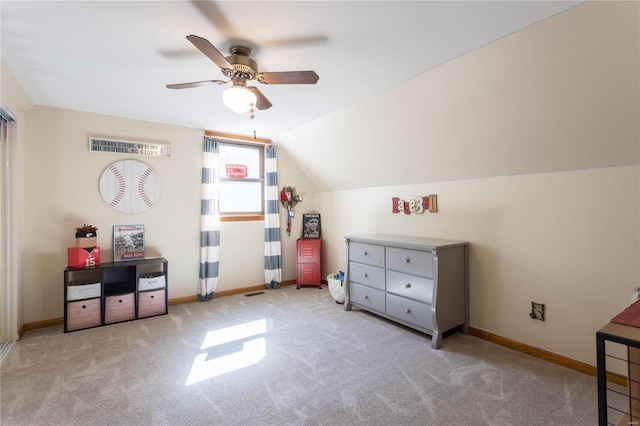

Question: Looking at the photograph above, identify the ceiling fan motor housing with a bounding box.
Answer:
[224,46,258,80]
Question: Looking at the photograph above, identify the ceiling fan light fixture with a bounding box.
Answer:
[223,86,257,113]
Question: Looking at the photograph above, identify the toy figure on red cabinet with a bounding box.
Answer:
[68,224,100,268]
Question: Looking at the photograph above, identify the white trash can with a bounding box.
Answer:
[327,273,345,304]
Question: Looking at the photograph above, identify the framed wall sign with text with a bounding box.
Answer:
[302,214,321,239]
[113,225,145,262]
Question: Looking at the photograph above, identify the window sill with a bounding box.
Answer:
[221,215,265,222]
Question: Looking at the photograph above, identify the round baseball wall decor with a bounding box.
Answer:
[99,160,161,213]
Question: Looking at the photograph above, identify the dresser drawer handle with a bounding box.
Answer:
[118,299,123,303]
[150,295,155,299]
[405,283,411,289]
[405,308,411,314]
[405,258,411,264]
[363,273,368,278]
[363,295,369,300]
[364,250,368,256]
[82,305,87,309]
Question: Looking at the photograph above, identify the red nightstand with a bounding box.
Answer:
[296,238,321,289]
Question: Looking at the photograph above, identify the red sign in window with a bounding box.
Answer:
[225,164,248,178]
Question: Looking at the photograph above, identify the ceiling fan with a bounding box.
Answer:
[166,35,319,115]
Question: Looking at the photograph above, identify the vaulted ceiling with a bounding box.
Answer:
[1,1,582,139]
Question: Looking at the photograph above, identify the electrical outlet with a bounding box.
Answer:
[530,302,545,321]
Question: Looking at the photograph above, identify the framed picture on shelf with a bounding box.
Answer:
[302,214,321,239]
[113,224,145,262]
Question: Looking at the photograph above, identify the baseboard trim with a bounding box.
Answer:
[468,327,626,387]
[19,279,300,338]
[20,318,63,337]
[214,280,296,297]
[168,295,198,305]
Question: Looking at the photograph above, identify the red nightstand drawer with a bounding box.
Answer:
[297,263,321,284]
[297,239,321,263]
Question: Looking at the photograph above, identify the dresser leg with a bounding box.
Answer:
[431,330,442,349]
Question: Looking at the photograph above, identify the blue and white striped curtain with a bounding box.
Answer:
[199,136,220,301]
[264,145,282,288]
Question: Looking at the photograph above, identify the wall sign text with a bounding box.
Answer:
[89,137,171,157]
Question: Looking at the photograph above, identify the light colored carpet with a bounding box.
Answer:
[1,285,598,425]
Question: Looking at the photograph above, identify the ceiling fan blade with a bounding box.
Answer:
[166,80,226,89]
[248,86,272,110]
[257,71,319,85]
[186,35,233,70]
[190,0,238,40]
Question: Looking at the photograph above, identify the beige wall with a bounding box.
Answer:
[21,107,198,322]
[19,107,317,323]
[1,60,33,340]
[275,146,321,281]
[313,167,639,364]
[276,1,640,365]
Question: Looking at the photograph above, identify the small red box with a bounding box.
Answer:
[67,246,100,268]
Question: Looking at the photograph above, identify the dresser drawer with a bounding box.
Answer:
[349,262,385,290]
[104,293,135,324]
[66,298,101,331]
[67,282,101,301]
[386,270,433,304]
[138,289,166,318]
[350,283,385,313]
[386,247,433,277]
[386,293,434,331]
[349,242,385,267]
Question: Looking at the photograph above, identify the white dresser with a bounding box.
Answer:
[344,234,468,349]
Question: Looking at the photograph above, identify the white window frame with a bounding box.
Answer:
[205,131,271,222]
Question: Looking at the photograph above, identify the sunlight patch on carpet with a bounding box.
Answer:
[186,319,267,385]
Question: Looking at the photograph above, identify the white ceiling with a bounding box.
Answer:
[1,1,582,139]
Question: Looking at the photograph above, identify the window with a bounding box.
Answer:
[218,139,264,220]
